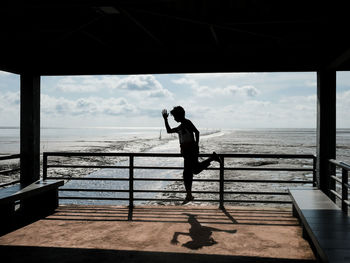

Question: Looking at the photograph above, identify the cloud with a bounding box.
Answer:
[184,94,317,128]
[222,85,260,97]
[174,72,316,94]
[115,75,161,91]
[172,78,197,86]
[55,76,120,92]
[0,92,20,116]
[182,72,258,80]
[0,92,20,125]
[337,90,350,127]
[116,75,173,99]
[41,94,137,116]
[173,77,260,98]
[1,91,20,105]
[54,74,173,99]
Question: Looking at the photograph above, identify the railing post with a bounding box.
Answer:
[128,154,134,221]
[328,161,336,202]
[313,156,317,187]
[219,156,225,209]
[342,168,348,213]
[43,153,47,180]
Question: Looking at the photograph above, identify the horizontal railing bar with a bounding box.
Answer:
[225,191,289,195]
[330,190,342,200]
[59,189,218,194]
[135,198,292,204]
[331,175,342,184]
[48,177,189,182]
[59,197,130,201]
[48,177,130,181]
[48,176,312,184]
[45,152,315,159]
[60,188,130,193]
[0,180,20,188]
[134,198,219,202]
[58,188,289,195]
[46,165,313,172]
[47,165,130,169]
[48,165,216,170]
[329,159,350,171]
[58,196,217,202]
[224,200,292,204]
[331,176,350,189]
[0,154,20,161]
[52,177,218,182]
[330,190,350,206]
[0,168,20,175]
[225,179,312,184]
[49,177,185,182]
[134,178,217,182]
[225,167,313,171]
[136,166,214,170]
[58,196,292,204]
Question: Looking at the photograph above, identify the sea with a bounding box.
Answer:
[1,127,350,207]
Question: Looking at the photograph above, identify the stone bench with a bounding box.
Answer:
[289,188,350,262]
[0,179,64,233]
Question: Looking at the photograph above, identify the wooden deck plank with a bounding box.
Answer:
[0,205,316,263]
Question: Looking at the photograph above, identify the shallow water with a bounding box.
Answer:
[1,128,350,207]
[58,128,350,207]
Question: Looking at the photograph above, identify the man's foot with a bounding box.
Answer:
[182,195,194,205]
[212,152,223,165]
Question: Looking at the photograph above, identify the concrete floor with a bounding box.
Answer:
[0,205,316,262]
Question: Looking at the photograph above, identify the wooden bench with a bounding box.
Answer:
[289,188,350,263]
[0,179,64,233]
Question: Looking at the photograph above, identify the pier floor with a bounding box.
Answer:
[0,205,315,262]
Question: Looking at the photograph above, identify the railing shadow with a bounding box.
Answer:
[43,205,299,226]
[1,205,313,262]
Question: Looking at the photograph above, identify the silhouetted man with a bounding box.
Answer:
[162,106,222,204]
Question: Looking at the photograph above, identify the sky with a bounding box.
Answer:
[1,71,350,129]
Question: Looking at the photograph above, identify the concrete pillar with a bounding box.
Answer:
[316,70,336,195]
[20,74,41,186]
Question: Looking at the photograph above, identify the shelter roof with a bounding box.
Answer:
[1,0,350,75]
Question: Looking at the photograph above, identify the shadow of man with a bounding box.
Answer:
[171,213,237,250]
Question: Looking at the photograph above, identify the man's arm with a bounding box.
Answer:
[162,109,177,133]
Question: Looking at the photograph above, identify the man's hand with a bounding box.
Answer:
[162,109,169,119]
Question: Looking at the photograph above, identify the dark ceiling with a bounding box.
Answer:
[1,0,350,75]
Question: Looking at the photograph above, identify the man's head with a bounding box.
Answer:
[170,106,185,122]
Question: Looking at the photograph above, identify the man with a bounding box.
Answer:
[162,106,222,204]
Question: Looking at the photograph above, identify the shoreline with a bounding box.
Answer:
[0,129,222,185]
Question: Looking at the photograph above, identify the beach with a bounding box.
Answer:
[1,127,350,207]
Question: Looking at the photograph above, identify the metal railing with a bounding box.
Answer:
[0,154,21,187]
[329,159,350,213]
[43,152,316,207]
